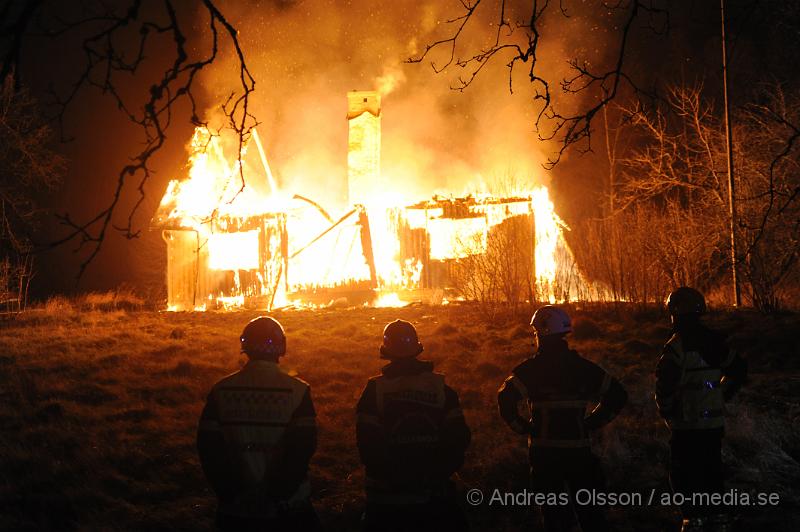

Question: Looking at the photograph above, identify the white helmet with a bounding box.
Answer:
[530,305,572,337]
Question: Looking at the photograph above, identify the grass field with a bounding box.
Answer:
[0,302,798,530]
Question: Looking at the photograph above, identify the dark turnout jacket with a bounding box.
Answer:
[655,320,746,431]
[356,358,471,504]
[197,359,317,522]
[498,342,627,449]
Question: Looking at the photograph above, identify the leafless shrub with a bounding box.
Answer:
[570,207,671,307]
[450,214,534,317]
[82,288,144,312]
[43,295,75,315]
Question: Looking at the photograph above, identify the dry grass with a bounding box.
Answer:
[80,289,144,312]
[42,295,75,315]
[0,304,797,530]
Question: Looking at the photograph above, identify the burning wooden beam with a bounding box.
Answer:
[357,207,378,290]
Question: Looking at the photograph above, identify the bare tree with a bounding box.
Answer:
[597,81,800,310]
[608,84,726,294]
[0,0,256,277]
[0,76,65,310]
[735,83,800,311]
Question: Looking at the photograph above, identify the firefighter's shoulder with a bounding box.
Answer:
[509,356,538,380]
[277,366,310,386]
[569,349,604,370]
[208,368,244,393]
[275,367,313,395]
[568,350,617,388]
[365,373,382,383]
[709,328,732,353]
[661,334,686,364]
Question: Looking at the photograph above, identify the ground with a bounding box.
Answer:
[0,302,798,531]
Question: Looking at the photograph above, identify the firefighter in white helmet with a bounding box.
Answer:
[656,288,746,532]
[498,305,627,532]
[356,319,471,532]
[197,316,319,531]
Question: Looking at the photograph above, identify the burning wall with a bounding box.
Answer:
[152,92,572,310]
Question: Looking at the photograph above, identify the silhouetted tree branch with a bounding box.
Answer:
[0,0,256,278]
[604,80,800,310]
[408,0,668,168]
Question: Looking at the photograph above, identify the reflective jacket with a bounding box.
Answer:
[356,358,471,504]
[197,359,317,520]
[498,345,627,449]
[655,324,746,431]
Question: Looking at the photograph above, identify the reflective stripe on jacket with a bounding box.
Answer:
[656,334,733,431]
[498,347,627,449]
[197,359,317,519]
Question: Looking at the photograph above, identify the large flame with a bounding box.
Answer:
[532,187,566,303]
[156,126,572,310]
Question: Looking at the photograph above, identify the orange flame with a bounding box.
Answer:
[157,126,574,310]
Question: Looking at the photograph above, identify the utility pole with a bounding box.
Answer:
[721,0,741,307]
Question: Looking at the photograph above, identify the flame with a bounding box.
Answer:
[532,186,568,303]
[208,231,260,271]
[374,292,404,308]
[157,128,288,231]
[157,125,573,311]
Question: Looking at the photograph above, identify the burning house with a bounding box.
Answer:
[151,91,567,310]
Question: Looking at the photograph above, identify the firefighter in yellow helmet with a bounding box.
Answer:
[498,305,627,532]
[656,288,746,532]
[197,317,319,531]
[356,319,471,532]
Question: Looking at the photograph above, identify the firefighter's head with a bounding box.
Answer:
[380,319,423,360]
[240,316,286,360]
[666,287,706,327]
[530,305,572,350]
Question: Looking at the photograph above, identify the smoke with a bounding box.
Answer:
[375,64,406,97]
[188,0,618,209]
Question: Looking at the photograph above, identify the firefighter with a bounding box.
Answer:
[656,287,747,532]
[197,316,319,531]
[498,305,627,532]
[356,319,472,532]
